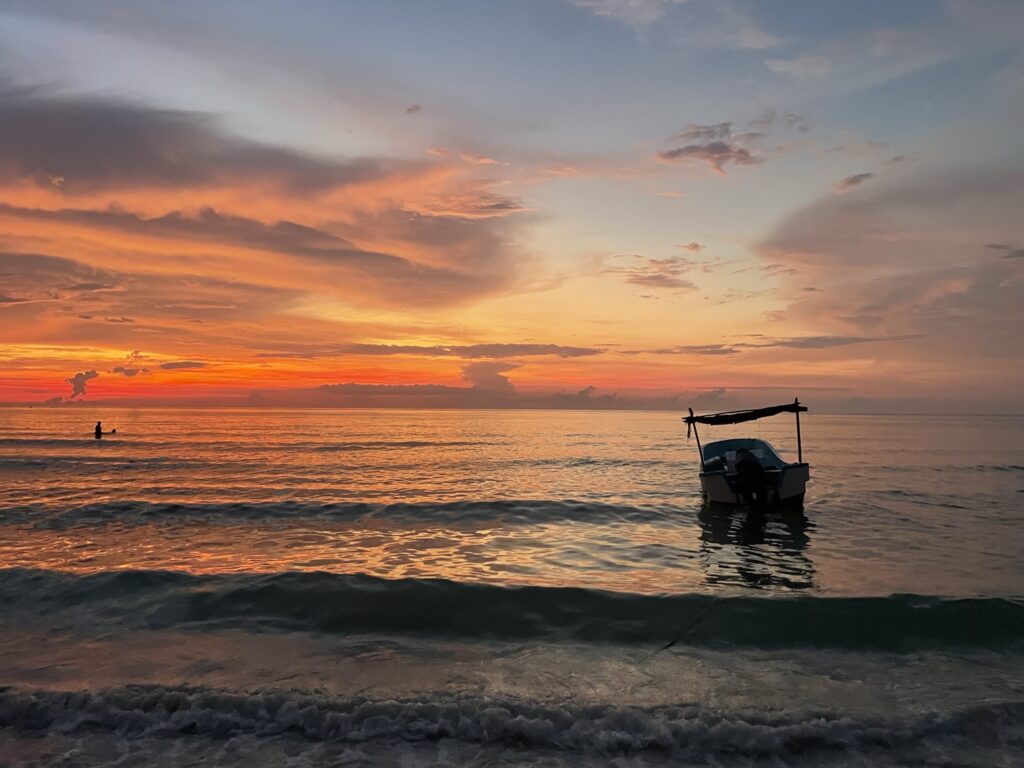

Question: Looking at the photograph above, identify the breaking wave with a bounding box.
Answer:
[3,568,1022,651]
[1,684,1021,759]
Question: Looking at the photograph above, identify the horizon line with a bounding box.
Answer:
[2,403,1021,417]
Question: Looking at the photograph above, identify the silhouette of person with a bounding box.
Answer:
[94,421,102,440]
[734,447,767,507]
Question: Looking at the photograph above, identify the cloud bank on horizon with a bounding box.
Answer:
[0,0,1021,412]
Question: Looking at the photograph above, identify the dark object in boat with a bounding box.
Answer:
[683,399,809,507]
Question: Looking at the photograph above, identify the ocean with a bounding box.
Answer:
[1,407,1023,766]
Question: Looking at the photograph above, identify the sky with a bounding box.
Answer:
[0,0,1022,412]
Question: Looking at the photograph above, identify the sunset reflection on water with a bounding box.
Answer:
[3,408,1023,597]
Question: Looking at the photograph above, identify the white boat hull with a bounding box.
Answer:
[700,463,809,506]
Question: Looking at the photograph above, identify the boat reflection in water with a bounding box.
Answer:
[698,505,816,591]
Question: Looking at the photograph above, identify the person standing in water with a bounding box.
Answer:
[734,447,768,507]
[94,421,102,440]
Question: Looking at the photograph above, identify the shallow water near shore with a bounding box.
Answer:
[2,408,1023,766]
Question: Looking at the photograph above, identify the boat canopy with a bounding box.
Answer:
[683,401,807,427]
[684,399,808,465]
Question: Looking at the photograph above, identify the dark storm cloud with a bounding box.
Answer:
[0,84,390,194]
[111,366,149,377]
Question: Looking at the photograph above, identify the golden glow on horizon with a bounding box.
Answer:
[1,7,1021,412]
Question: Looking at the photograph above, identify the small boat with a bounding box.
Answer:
[683,399,809,507]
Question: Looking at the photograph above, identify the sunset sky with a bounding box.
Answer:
[1,0,1022,411]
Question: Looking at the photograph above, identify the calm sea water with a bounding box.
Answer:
[1,408,1023,766]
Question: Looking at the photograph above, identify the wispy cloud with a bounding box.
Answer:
[160,361,208,370]
[765,56,831,79]
[636,335,920,356]
[653,115,807,174]
[672,122,733,143]
[0,86,534,317]
[111,366,149,377]
[568,0,781,49]
[985,243,1024,258]
[254,343,602,360]
[711,3,783,49]
[460,152,500,165]
[833,172,874,193]
[757,166,1024,399]
[656,142,761,174]
[0,85,388,195]
[605,254,697,290]
[568,0,689,27]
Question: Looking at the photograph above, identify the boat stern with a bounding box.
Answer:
[699,462,809,507]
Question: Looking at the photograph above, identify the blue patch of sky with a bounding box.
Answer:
[813,50,1016,149]
[183,0,787,155]
[753,0,940,45]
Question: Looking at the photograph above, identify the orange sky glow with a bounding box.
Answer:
[1,2,1022,412]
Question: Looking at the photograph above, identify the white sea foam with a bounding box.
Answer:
[2,684,1022,761]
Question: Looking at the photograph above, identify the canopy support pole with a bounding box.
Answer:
[689,408,705,470]
[794,397,803,464]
